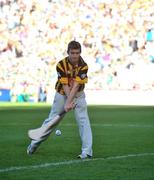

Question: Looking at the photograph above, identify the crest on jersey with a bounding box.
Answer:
[81,74,86,79]
[57,72,61,77]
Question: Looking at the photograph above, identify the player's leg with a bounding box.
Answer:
[74,92,93,159]
[27,92,66,154]
[42,92,66,125]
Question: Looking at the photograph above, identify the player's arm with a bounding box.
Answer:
[56,61,68,84]
[64,64,88,112]
[63,84,71,97]
[64,82,80,112]
[56,61,75,111]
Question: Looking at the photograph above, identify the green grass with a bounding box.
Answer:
[0,104,154,179]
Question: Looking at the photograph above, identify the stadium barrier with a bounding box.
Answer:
[0,89,11,102]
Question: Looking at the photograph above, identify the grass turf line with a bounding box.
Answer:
[0,104,154,179]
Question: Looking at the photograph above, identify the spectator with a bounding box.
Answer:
[0,0,154,99]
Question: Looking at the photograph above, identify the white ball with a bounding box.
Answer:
[55,129,61,136]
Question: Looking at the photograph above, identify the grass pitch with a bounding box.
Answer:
[0,103,154,179]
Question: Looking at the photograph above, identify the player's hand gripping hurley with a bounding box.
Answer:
[28,102,75,141]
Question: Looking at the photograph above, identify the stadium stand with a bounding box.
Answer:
[0,0,154,102]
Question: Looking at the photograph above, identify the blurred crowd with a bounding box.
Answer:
[0,0,154,102]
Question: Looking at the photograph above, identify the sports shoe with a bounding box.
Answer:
[27,144,38,155]
[78,152,92,159]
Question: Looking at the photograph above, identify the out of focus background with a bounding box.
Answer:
[0,0,154,104]
[0,2,154,179]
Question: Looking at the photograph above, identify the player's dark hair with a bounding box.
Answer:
[67,41,81,54]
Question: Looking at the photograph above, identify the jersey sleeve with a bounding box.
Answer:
[75,64,88,84]
[56,62,68,84]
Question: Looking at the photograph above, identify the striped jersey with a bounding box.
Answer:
[55,56,88,95]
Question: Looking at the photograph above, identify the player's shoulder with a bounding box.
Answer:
[57,57,67,65]
[58,57,67,63]
[79,57,88,68]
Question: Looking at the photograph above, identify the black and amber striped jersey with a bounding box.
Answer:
[55,56,88,95]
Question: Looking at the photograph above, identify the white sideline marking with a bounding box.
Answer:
[0,152,154,173]
[62,123,154,128]
[1,123,154,128]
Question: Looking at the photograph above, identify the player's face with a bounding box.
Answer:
[68,49,81,65]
